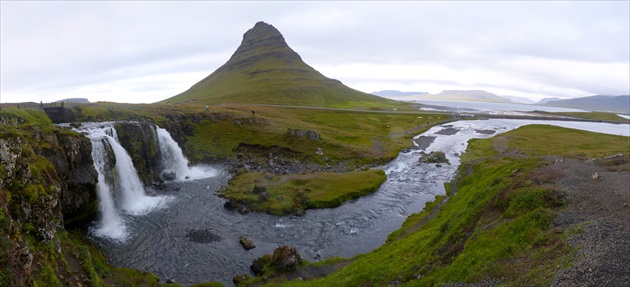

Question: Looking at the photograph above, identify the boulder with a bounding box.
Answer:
[161,170,176,181]
[232,274,250,285]
[239,236,256,250]
[418,151,450,165]
[250,254,272,275]
[271,246,303,271]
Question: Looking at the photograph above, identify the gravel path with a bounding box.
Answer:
[550,156,630,287]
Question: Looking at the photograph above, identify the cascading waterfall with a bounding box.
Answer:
[79,122,171,241]
[155,127,215,180]
[107,128,169,215]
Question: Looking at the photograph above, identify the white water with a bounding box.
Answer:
[90,137,127,240]
[155,127,216,180]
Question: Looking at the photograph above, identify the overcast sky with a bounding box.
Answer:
[1,1,628,104]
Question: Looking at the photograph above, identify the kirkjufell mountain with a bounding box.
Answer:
[162,21,397,107]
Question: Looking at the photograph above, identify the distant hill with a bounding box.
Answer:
[55,98,90,103]
[537,97,563,105]
[500,95,535,104]
[543,95,630,113]
[372,90,428,97]
[419,90,513,103]
[160,22,398,108]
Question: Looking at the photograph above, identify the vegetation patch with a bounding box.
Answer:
[540,111,630,123]
[222,170,386,215]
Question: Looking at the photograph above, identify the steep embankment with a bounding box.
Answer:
[161,21,399,108]
[238,125,629,287]
[0,108,214,287]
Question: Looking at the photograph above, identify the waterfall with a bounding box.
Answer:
[155,127,215,180]
[106,129,168,215]
[79,122,170,241]
[90,137,127,240]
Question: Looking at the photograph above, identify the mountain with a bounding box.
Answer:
[161,22,397,108]
[537,97,563,105]
[372,90,428,97]
[419,90,513,103]
[500,95,535,104]
[542,95,630,113]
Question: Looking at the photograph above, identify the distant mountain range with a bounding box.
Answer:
[55,98,90,103]
[541,95,630,114]
[414,90,513,103]
[501,95,535,104]
[536,97,563,105]
[371,90,428,97]
[375,90,629,113]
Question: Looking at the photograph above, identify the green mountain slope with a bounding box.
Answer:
[160,22,398,108]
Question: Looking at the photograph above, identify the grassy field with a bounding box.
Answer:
[222,170,386,215]
[242,125,629,287]
[184,104,448,165]
[539,111,630,123]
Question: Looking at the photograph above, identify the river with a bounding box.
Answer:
[89,119,629,286]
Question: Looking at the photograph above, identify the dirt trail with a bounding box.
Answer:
[550,156,630,287]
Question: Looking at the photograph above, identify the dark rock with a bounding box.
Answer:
[271,246,303,271]
[232,274,250,285]
[287,128,321,141]
[223,198,236,210]
[239,236,256,250]
[161,170,176,181]
[418,151,450,165]
[251,254,272,275]
[185,228,222,243]
[237,204,249,214]
[49,129,99,227]
[114,122,161,185]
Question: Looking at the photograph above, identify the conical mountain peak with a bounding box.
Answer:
[224,21,301,70]
[161,22,396,108]
[230,22,296,58]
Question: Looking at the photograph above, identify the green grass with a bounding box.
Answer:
[252,125,629,287]
[223,170,386,215]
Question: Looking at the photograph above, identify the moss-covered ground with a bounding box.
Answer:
[242,125,629,287]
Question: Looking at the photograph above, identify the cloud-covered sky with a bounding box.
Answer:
[1,1,628,104]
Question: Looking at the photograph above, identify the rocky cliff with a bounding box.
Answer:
[0,110,99,285]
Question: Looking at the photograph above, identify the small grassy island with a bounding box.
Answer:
[223,169,387,215]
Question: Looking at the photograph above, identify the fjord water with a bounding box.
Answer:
[85,119,629,285]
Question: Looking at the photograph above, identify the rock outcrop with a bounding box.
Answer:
[271,246,303,271]
[114,122,161,185]
[287,128,321,141]
[42,130,98,227]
